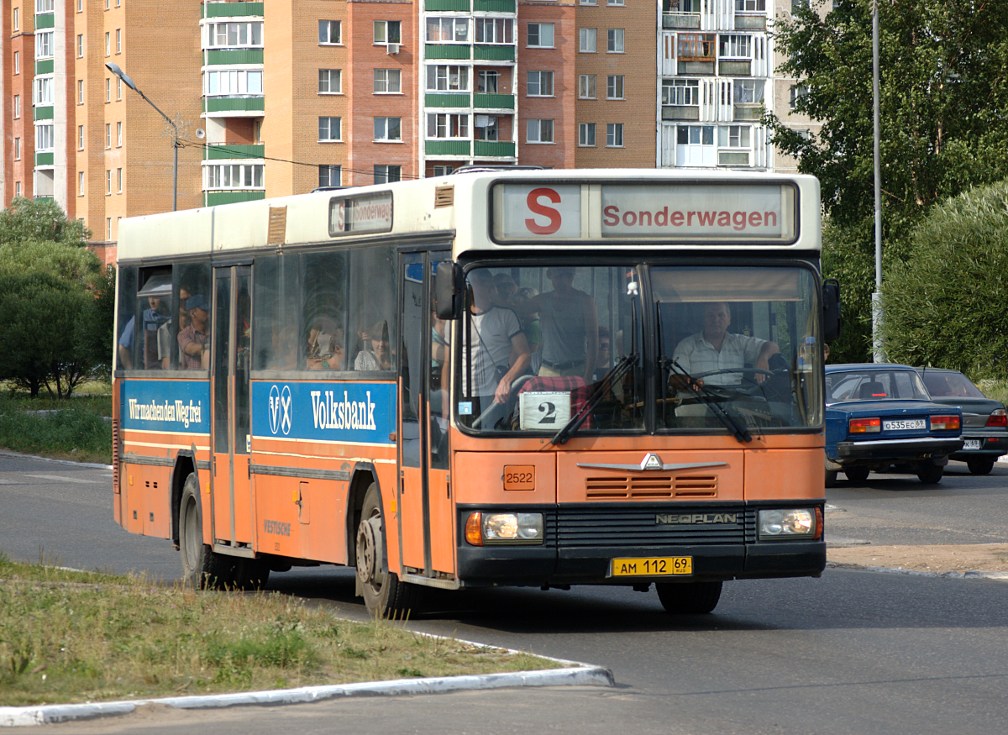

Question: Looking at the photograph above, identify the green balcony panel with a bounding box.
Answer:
[205,49,264,66]
[205,144,265,161]
[475,0,516,12]
[206,190,265,207]
[35,13,54,29]
[425,0,470,10]
[34,106,53,121]
[474,93,514,110]
[425,140,471,156]
[35,152,54,167]
[425,92,472,108]
[205,96,265,114]
[35,59,54,75]
[425,44,471,60]
[204,2,264,18]
[474,45,515,62]
[474,140,515,158]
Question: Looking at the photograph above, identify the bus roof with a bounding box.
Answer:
[117,169,821,264]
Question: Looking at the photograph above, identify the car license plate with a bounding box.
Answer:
[963,439,982,450]
[882,419,926,431]
[611,556,692,577]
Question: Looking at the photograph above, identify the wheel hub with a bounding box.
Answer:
[356,516,385,587]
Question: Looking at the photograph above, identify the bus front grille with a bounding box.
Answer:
[584,474,718,499]
[554,505,752,548]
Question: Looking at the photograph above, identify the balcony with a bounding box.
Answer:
[204,2,264,18]
[425,0,469,9]
[474,140,515,158]
[662,12,700,30]
[206,190,265,207]
[205,143,265,161]
[426,92,471,109]
[425,140,471,156]
[474,93,514,110]
[426,44,471,61]
[205,96,265,115]
[205,49,264,65]
[474,45,515,63]
[475,0,516,12]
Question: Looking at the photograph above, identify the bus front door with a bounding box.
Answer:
[210,265,253,549]
[397,252,454,579]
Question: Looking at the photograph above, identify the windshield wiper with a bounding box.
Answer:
[550,353,637,446]
[664,358,752,444]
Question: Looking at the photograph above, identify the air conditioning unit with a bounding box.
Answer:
[386,42,400,55]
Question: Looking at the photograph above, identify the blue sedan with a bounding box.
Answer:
[825,364,963,485]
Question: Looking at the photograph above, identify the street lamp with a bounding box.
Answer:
[105,62,179,211]
[871,3,884,362]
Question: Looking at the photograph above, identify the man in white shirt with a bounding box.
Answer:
[672,302,779,386]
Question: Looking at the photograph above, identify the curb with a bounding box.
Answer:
[826,560,1008,582]
[0,665,614,727]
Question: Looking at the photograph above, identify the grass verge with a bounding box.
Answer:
[0,556,557,708]
[0,393,111,465]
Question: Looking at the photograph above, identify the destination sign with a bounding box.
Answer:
[329,191,394,237]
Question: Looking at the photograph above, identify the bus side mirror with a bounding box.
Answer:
[435,261,462,320]
[823,278,841,343]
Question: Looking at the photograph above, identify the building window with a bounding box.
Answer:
[15,182,21,197]
[318,69,342,94]
[206,21,263,49]
[526,119,554,144]
[12,95,20,119]
[475,115,498,141]
[527,23,554,48]
[719,124,751,148]
[478,70,499,94]
[12,7,19,32]
[117,121,122,146]
[204,69,263,96]
[606,75,624,100]
[77,79,84,104]
[426,65,469,92]
[13,51,20,75]
[608,0,625,5]
[318,20,341,45]
[736,0,766,11]
[36,31,54,59]
[106,170,112,195]
[432,165,455,177]
[78,125,85,150]
[374,20,401,45]
[35,75,54,106]
[76,0,82,11]
[579,0,597,5]
[607,28,624,53]
[105,123,112,149]
[105,78,111,102]
[77,34,84,58]
[13,138,20,161]
[475,17,513,44]
[527,71,554,97]
[35,123,54,151]
[104,32,110,56]
[606,123,624,147]
[106,219,112,240]
[578,123,596,147]
[78,171,85,196]
[734,79,764,104]
[663,78,699,105]
[789,83,810,110]
[374,69,402,94]
[427,17,469,43]
[374,165,401,184]
[426,113,469,139]
[319,165,341,189]
[204,162,265,190]
[374,117,402,142]
[579,28,597,53]
[116,78,123,100]
[115,28,121,53]
[117,168,123,193]
[318,117,342,142]
[37,0,55,12]
[719,34,752,59]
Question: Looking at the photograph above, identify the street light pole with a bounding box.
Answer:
[871,2,884,362]
[105,62,179,211]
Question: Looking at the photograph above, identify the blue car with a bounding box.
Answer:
[825,364,963,486]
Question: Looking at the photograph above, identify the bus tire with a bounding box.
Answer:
[656,581,723,614]
[179,472,233,590]
[234,558,271,590]
[355,483,419,617]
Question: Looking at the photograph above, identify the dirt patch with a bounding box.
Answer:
[828,543,1008,576]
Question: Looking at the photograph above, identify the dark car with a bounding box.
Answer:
[915,367,1008,475]
[825,364,963,486]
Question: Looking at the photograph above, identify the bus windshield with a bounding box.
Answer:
[456,263,823,436]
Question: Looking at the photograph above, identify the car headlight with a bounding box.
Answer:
[758,508,820,541]
[465,512,544,546]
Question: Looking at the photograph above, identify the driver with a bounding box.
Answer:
[672,302,779,387]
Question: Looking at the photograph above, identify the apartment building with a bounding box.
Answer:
[1,0,814,244]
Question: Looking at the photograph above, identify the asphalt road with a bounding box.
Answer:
[2,453,1007,735]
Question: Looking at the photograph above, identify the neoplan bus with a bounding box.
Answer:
[112,168,840,616]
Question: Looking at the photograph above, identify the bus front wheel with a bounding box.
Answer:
[355,483,418,617]
[179,472,233,590]
[656,581,723,614]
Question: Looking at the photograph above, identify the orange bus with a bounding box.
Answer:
[112,169,839,616]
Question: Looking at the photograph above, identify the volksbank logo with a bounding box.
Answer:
[268,384,293,436]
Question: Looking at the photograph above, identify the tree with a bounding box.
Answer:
[0,197,90,248]
[766,1,1008,360]
[880,180,1008,381]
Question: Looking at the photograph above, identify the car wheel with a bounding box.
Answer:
[356,483,420,617]
[656,581,723,614]
[916,464,944,485]
[844,468,870,484]
[825,470,839,488]
[966,458,995,476]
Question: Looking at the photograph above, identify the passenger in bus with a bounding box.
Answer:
[463,270,531,426]
[306,316,345,370]
[117,316,136,369]
[177,294,210,370]
[593,326,612,381]
[520,267,597,382]
[671,302,779,387]
[354,320,392,371]
[141,295,170,369]
[156,286,190,369]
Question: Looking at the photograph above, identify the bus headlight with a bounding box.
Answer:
[758,508,819,541]
[465,512,544,546]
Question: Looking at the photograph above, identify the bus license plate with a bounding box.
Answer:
[611,556,692,577]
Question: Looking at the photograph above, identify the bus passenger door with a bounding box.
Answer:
[210,265,253,549]
[398,252,454,578]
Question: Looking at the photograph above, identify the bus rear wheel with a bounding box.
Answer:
[656,581,723,614]
[355,483,419,617]
[179,472,234,590]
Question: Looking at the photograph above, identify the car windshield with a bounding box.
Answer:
[454,263,823,438]
[920,370,986,399]
[826,368,931,404]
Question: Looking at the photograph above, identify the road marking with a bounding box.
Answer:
[24,473,101,485]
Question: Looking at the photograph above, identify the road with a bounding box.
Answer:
[2,453,1007,734]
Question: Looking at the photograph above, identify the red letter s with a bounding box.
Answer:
[524,187,562,235]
